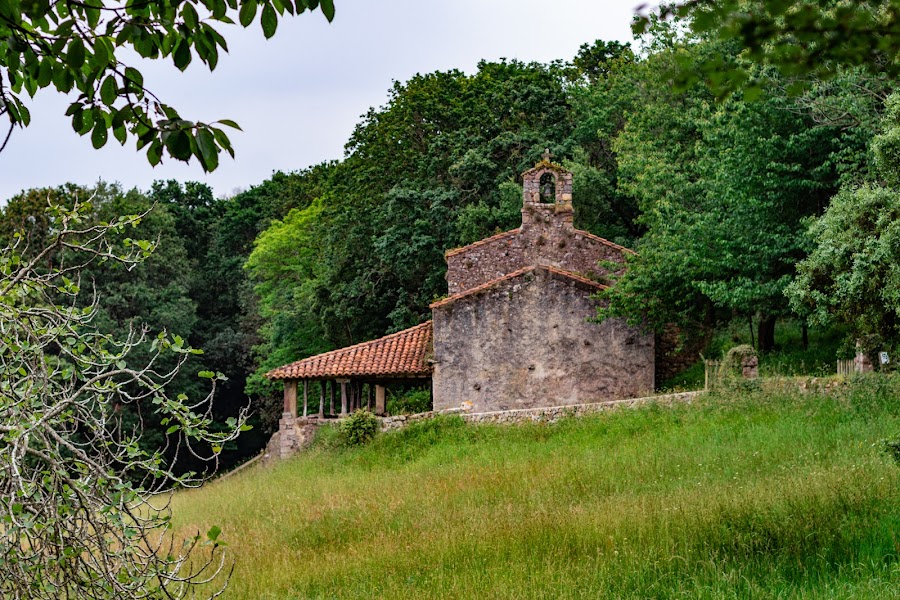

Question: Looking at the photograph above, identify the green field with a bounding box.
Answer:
[173,380,900,599]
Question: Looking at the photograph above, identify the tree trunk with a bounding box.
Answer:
[801,322,809,350]
[757,316,776,353]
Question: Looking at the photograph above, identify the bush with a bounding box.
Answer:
[340,410,380,447]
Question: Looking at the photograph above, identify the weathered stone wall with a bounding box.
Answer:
[265,413,320,462]
[432,267,655,413]
[445,204,628,295]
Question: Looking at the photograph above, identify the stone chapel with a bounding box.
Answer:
[267,158,655,426]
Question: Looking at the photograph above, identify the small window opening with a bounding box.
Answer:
[539,172,556,203]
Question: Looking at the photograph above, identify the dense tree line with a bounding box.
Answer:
[3,17,895,462]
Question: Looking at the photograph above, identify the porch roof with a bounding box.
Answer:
[266,321,433,381]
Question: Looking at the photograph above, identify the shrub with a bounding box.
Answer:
[723,344,757,374]
[340,410,380,447]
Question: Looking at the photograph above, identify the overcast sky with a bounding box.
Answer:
[1,0,645,201]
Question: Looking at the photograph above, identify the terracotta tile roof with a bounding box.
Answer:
[445,228,520,258]
[266,321,433,381]
[430,265,607,309]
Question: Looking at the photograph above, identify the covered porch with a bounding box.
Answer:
[266,321,434,421]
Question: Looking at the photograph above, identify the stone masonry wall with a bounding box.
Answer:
[432,267,655,413]
[445,203,629,295]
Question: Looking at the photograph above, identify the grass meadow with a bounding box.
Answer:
[172,379,900,599]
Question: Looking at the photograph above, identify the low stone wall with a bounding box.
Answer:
[381,391,700,431]
[381,408,464,432]
[266,392,702,459]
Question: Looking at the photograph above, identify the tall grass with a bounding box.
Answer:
[173,383,900,599]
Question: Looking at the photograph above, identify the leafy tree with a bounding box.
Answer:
[637,0,900,97]
[601,30,865,351]
[0,0,335,168]
[244,196,329,396]
[0,199,246,598]
[787,93,900,350]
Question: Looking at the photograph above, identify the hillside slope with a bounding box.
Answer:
[173,383,900,599]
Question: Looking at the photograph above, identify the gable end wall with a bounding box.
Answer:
[432,269,654,412]
[446,207,627,295]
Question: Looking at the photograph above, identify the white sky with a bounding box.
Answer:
[0,0,645,201]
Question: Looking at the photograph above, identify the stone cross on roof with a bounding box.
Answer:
[541,148,553,162]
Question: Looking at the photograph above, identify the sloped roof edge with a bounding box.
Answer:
[445,228,520,258]
[429,265,607,309]
[266,321,433,381]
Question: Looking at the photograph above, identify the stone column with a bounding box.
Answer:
[302,380,308,417]
[339,379,349,416]
[375,384,386,416]
[318,381,325,419]
[283,380,298,418]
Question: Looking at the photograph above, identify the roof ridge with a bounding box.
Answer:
[430,265,606,309]
[540,265,611,289]
[572,228,635,254]
[444,228,520,258]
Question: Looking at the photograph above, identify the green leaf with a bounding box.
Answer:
[196,128,219,171]
[217,119,242,130]
[173,40,192,71]
[183,3,200,29]
[71,110,84,133]
[124,67,144,94]
[147,141,163,166]
[239,0,258,27]
[165,130,192,161]
[207,525,222,541]
[66,37,85,70]
[198,370,215,378]
[99,75,117,105]
[261,3,277,38]
[93,36,111,68]
[212,0,227,19]
[37,59,52,87]
[113,124,127,145]
[319,0,334,21]
[91,122,108,148]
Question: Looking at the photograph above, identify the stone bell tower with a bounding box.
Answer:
[443,151,629,296]
[520,150,574,229]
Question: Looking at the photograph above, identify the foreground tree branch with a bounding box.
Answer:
[0,198,248,599]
